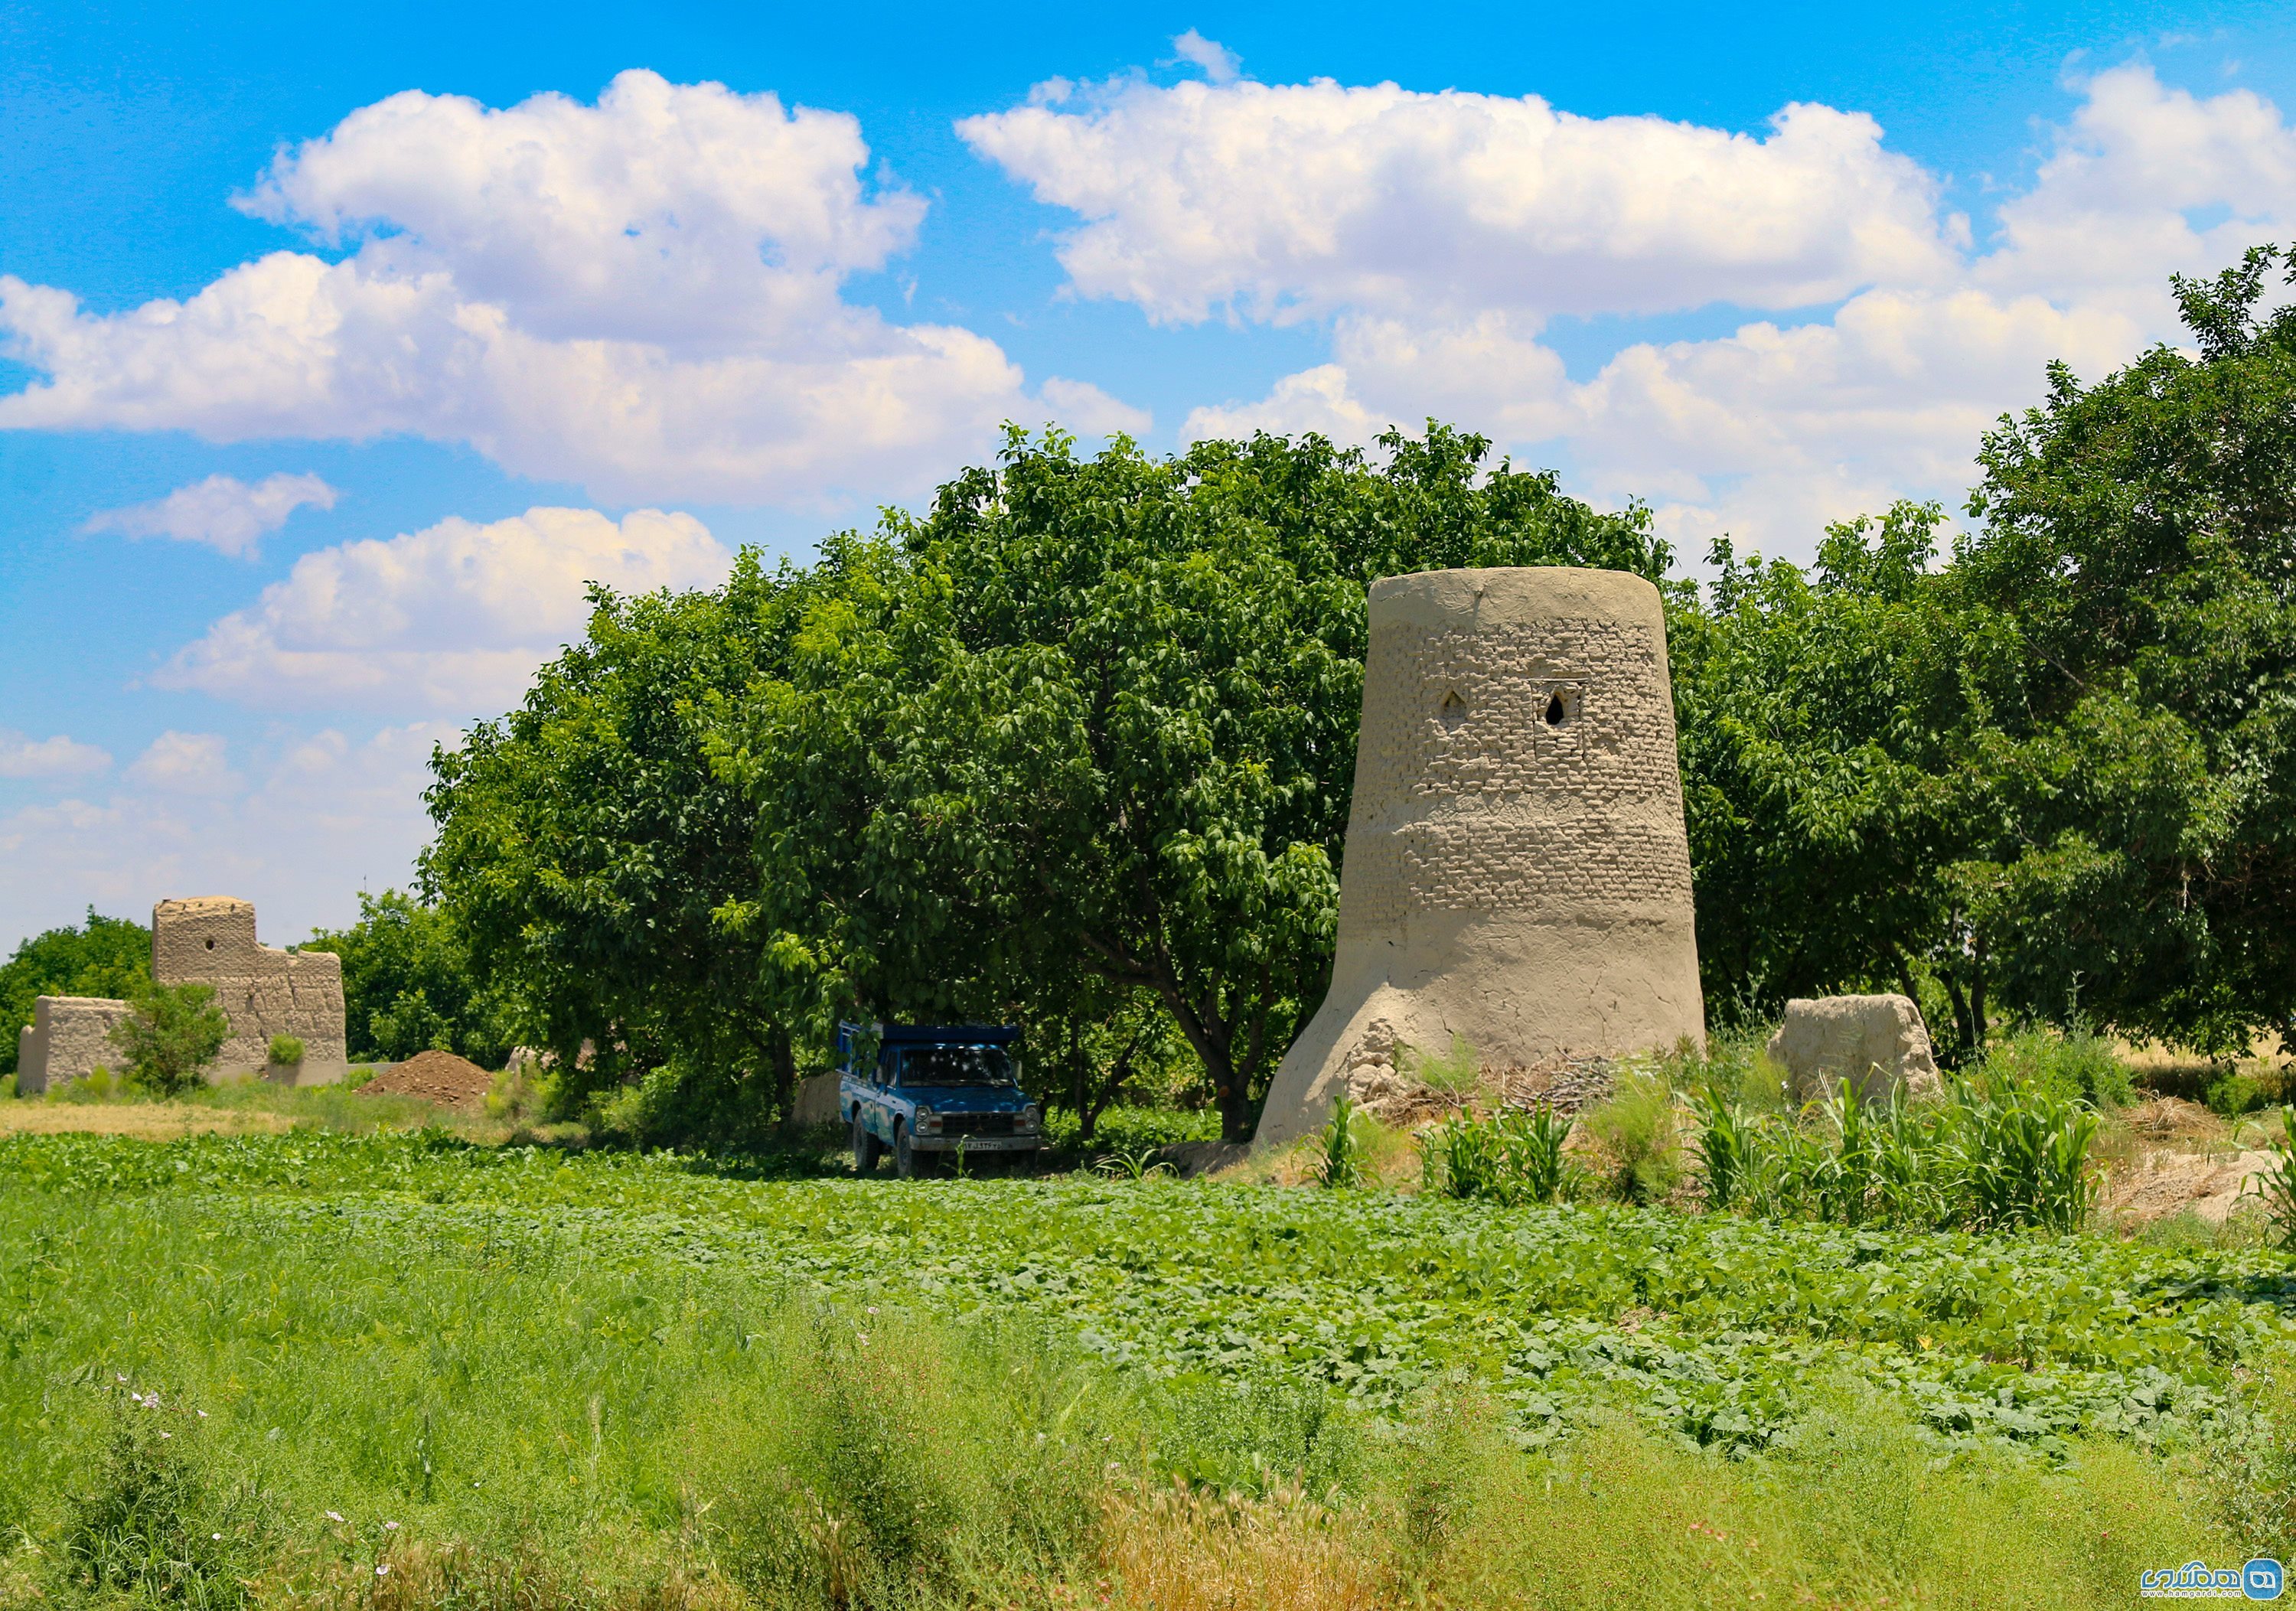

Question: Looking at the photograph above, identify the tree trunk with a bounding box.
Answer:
[1968,946,1989,1059]
[767,1022,796,1122]
[1069,1020,1091,1143]
[1940,971,1974,1067]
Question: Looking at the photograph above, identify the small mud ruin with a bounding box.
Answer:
[15,897,347,1094]
[1255,566,1705,1147]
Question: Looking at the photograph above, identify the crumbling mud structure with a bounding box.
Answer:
[1255,566,1705,1148]
[152,898,348,1083]
[1767,994,1943,1105]
[15,996,135,1094]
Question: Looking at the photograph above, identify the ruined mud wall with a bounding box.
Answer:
[152,897,348,1079]
[1254,566,1704,1148]
[15,996,135,1095]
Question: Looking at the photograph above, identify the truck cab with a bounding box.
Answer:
[839,1022,1044,1177]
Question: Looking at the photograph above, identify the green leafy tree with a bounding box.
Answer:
[722,425,1670,1140]
[0,910,151,1078]
[109,983,229,1096]
[1945,244,2296,1052]
[1677,244,2296,1058]
[425,554,837,1133]
[303,889,509,1064]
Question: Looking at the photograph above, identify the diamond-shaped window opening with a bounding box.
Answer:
[1439,688,1468,730]
[1544,685,1583,728]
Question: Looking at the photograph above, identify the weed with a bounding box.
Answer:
[267,1035,305,1068]
[1094,1146,1176,1183]
[1577,1067,1683,1204]
[1985,1026,2135,1109]
[2210,1070,2270,1118]
[60,1402,259,1608]
[1401,1036,1480,1094]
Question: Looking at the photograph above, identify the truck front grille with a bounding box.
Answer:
[939,1113,1018,1137]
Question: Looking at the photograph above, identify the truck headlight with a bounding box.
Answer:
[1016,1104,1042,1133]
[914,1107,941,1135]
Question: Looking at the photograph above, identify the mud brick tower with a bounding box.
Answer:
[152,897,348,1080]
[1254,566,1704,1147]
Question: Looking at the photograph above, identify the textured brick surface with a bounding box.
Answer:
[16,995,135,1094]
[1256,566,1704,1148]
[152,897,348,1079]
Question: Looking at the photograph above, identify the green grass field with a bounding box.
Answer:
[3,1125,2291,1607]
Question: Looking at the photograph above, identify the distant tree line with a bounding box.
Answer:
[10,249,2288,1138]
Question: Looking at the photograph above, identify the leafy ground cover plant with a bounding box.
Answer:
[0,1140,2264,1609]
[8,1127,2290,1461]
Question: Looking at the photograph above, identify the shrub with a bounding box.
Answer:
[2209,1070,2268,1118]
[1984,1026,2135,1108]
[109,983,230,1097]
[266,1034,305,1067]
[1577,1068,1684,1204]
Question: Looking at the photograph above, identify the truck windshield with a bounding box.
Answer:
[898,1045,1015,1087]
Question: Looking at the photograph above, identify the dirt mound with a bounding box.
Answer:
[358,1048,494,1110]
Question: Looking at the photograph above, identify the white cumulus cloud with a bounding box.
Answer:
[960,77,1960,327]
[0,71,1028,505]
[125,732,242,796]
[0,722,455,950]
[155,505,735,714]
[0,731,112,779]
[1171,31,1241,85]
[82,472,338,559]
[1037,376,1153,436]
[1003,62,2296,558]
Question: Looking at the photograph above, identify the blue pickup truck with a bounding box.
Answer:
[839,1022,1045,1177]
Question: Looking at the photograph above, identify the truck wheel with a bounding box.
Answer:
[894,1123,935,1179]
[852,1110,882,1174]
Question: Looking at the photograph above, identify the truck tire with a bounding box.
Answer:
[852,1110,882,1174]
[894,1122,935,1179]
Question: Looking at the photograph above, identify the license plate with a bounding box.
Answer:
[935,1135,1037,1152]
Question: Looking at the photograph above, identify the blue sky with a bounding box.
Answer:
[2,0,2294,949]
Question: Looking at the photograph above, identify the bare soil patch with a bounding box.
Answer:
[360,1048,495,1110]
[0,1104,292,1137]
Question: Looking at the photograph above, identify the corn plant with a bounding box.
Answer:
[1691,1085,1756,1211]
[1954,1081,2099,1234]
[1313,1095,1370,1189]
[1420,1103,1570,1205]
[2245,1105,2296,1250]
